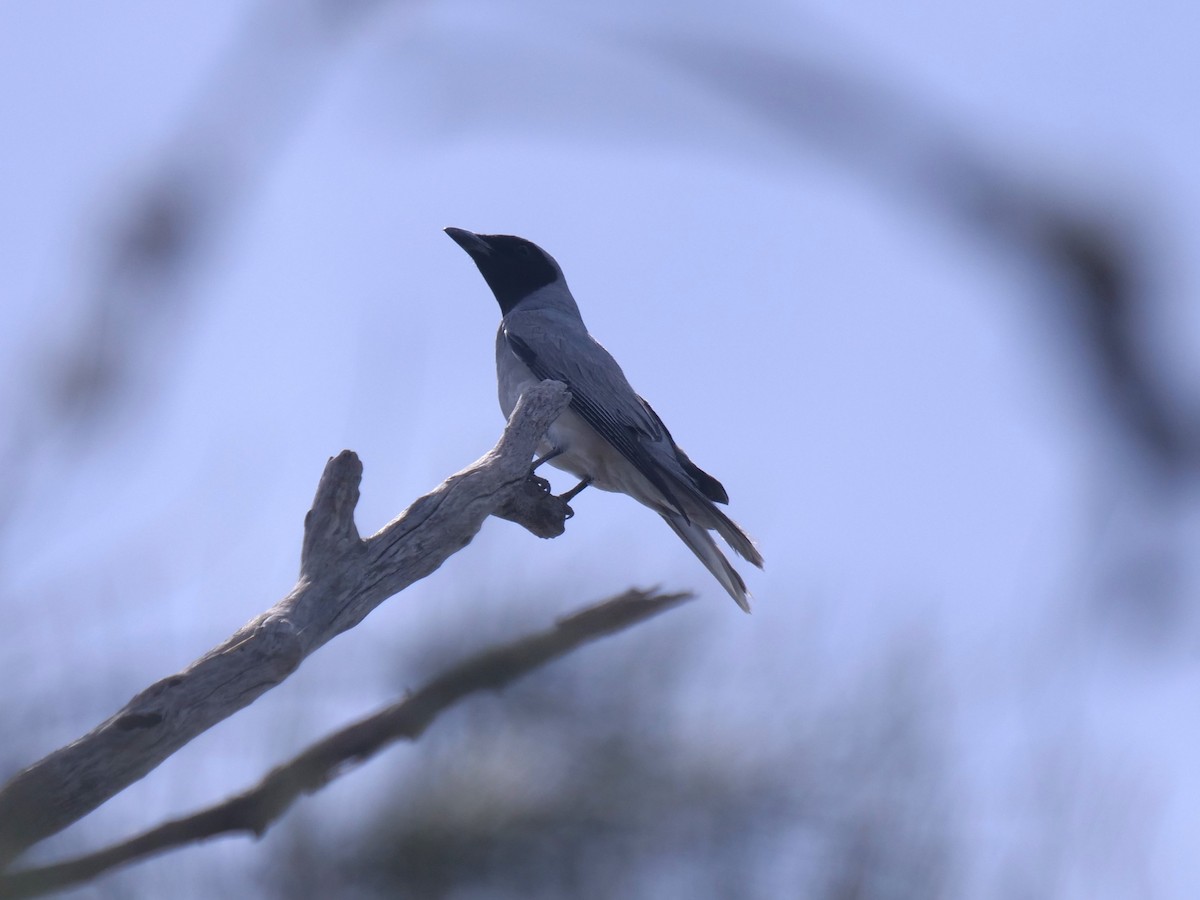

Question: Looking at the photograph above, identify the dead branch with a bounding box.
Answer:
[0,588,692,899]
[0,380,573,869]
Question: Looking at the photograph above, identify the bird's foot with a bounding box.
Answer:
[495,473,573,538]
[558,477,592,503]
[526,473,552,494]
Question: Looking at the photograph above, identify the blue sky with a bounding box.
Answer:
[3,2,1200,896]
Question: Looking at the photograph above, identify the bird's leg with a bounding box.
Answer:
[524,448,563,494]
[559,477,592,503]
[531,448,563,471]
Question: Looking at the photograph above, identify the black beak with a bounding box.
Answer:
[444,227,492,258]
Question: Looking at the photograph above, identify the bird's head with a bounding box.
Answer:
[445,227,563,315]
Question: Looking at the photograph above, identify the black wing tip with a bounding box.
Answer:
[681,456,729,504]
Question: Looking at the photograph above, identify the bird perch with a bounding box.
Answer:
[0,380,594,870]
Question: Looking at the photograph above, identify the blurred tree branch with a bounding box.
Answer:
[643,32,1200,478]
[0,0,400,546]
[39,0,397,428]
[0,588,692,899]
[0,380,575,870]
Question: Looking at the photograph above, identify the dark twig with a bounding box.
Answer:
[0,588,692,899]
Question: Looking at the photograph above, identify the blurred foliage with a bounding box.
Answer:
[261,627,953,900]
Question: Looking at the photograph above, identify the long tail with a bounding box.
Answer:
[703,505,764,569]
[661,513,752,612]
[667,454,763,571]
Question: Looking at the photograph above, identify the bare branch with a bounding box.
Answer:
[493,473,575,538]
[0,380,572,869]
[0,588,692,899]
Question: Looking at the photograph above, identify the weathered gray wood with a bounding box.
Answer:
[0,380,572,869]
[493,473,575,537]
[0,589,693,898]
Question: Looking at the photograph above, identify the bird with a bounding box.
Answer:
[445,227,763,610]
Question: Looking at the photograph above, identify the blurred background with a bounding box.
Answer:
[3,0,1200,896]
